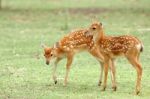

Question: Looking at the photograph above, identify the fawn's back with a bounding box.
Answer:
[100,35,142,56]
[58,29,94,53]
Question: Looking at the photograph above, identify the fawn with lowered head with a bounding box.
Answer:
[42,29,107,86]
[86,22,143,95]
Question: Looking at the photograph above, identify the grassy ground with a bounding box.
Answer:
[0,0,150,99]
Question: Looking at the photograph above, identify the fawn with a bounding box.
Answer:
[42,29,107,86]
[85,22,143,95]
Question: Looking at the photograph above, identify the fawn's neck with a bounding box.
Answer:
[94,30,105,44]
[52,47,59,56]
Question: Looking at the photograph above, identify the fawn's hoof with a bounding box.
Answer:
[101,87,106,91]
[54,80,57,84]
[136,91,140,95]
[98,81,102,86]
[112,86,117,91]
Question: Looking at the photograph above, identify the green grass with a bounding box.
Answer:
[0,0,150,99]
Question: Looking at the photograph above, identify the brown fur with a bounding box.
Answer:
[43,29,106,86]
[86,22,143,95]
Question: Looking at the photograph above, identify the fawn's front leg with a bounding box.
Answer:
[102,58,109,91]
[98,62,103,86]
[64,52,74,86]
[52,58,62,84]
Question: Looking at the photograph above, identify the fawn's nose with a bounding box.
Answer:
[46,61,49,65]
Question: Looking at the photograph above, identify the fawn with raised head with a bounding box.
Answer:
[86,22,143,95]
[42,29,107,86]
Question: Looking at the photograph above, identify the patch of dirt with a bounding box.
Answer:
[10,15,30,23]
[1,7,114,15]
[52,8,114,15]
[68,8,113,15]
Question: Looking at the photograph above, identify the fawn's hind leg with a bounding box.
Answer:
[109,59,117,91]
[88,47,104,86]
[64,52,74,86]
[126,51,142,95]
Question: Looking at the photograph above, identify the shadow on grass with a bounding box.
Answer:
[22,80,136,94]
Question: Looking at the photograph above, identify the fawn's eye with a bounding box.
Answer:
[50,54,53,56]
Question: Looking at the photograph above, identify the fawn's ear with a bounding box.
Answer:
[100,22,102,26]
[54,42,60,48]
[100,22,103,28]
[41,44,47,48]
[91,15,98,22]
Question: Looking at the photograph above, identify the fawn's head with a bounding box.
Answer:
[43,46,54,65]
[86,22,103,36]
[42,42,59,65]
